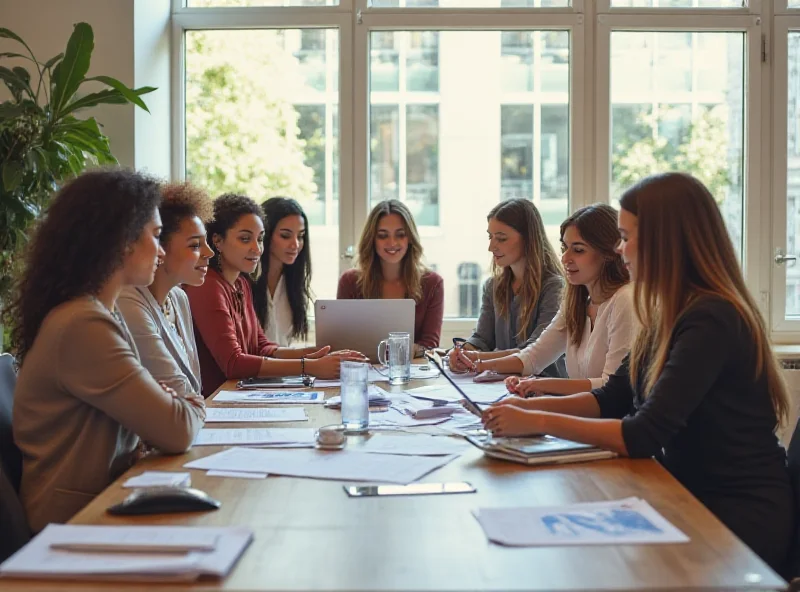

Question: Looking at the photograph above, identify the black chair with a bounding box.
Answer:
[0,352,29,560]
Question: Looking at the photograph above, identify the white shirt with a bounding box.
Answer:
[514,283,635,389]
[263,275,294,347]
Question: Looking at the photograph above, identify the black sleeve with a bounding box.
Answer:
[620,300,739,459]
[592,355,636,420]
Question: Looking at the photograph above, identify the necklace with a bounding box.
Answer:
[161,293,186,351]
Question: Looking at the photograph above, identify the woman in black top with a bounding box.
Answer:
[483,172,793,572]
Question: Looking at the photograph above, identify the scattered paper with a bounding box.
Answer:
[184,447,458,485]
[369,407,452,429]
[214,390,325,404]
[325,385,392,409]
[207,470,268,479]
[473,498,689,547]
[360,434,470,456]
[0,524,253,582]
[193,428,316,446]
[204,407,307,423]
[122,471,191,489]
[369,364,440,383]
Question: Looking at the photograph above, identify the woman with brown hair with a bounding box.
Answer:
[483,173,793,572]
[337,199,444,356]
[455,204,634,396]
[448,198,565,377]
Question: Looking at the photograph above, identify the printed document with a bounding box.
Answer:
[204,407,307,423]
[193,428,316,446]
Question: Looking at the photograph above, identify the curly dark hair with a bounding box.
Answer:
[4,168,162,363]
[207,193,263,271]
[253,197,312,340]
[159,182,214,245]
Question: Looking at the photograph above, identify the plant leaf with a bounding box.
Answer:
[42,52,64,70]
[0,66,32,100]
[2,161,23,192]
[0,52,34,62]
[83,76,152,112]
[0,102,25,119]
[50,23,94,118]
[59,86,155,117]
[0,28,35,59]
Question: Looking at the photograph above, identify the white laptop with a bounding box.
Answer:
[315,299,415,362]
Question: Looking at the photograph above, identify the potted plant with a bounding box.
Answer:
[0,22,155,348]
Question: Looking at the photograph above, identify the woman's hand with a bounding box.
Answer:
[307,355,345,379]
[448,348,477,373]
[160,381,206,414]
[505,375,521,394]
[304,346,331,359]
[515,377,553,397]
[482,405,544,437]
[489,395,528,408]
[329,349,369,362]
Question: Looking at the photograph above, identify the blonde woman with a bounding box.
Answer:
[455,204,634,396]
[448,198,565,377]
[484,173,793,573]
[337,199,444,356]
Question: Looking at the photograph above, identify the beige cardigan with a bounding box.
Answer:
[13,297,205,533]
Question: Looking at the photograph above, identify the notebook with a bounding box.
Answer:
[465,435,616,466]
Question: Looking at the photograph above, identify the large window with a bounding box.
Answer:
[174,0,800,342]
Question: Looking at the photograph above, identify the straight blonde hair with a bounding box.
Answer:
[560,204,629,346]
[355,199,427,301]
[621,173,788,426]
[488,199,563,341]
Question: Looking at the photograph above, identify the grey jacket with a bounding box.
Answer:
[118,286,202,398]
[466,272,566,377]
[13,297,205,533]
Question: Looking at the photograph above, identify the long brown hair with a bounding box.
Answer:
[488,199,563,341]
[560,204,629,346]
[355,199,427,301]
[621,172,788,425]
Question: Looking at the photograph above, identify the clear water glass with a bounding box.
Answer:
[340,361,369,433]
[377,331,411,386]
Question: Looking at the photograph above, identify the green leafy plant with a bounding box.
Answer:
[0,22,155,299]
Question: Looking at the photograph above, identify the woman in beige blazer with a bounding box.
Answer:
[8,170,206,533]
[118,182,214,398]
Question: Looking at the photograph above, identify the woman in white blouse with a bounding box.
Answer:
[452,204,634,396]
[252,198,311,346]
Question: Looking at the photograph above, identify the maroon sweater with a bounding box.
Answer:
[336,269,444,349]
[185,268,278,397]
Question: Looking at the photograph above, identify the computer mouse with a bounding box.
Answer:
[106,486,221,516]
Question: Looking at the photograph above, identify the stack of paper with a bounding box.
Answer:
[473,498,689,546]
[204,408,307,423]
[213,391,325,404]
[123,471,191,489]
[0,524,253,582]
[465,434,616,466]
[324,385,392,409]
[184,447,458,484]
[193,428,316,447]
[368,364,440,383]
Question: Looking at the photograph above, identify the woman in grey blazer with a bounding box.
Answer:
[118,182,214,398]
[7,170,206,533]
[449,199,566,378]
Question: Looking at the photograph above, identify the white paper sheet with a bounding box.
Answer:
[0,524,253,581]
[184,447,458,484]
[204,407,307,423]
[122,471,191,489]
[359,434,470,456]
[369,407,452,429]
[473,498,689,547]
[369,364,440,383]
[213,390,325,404]
[192,428,316,446]
[206,470,268,479]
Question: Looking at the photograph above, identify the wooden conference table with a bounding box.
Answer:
[4,372,788,592]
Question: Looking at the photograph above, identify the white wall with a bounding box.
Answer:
[0,0,170,176]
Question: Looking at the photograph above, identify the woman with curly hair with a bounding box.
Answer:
[337,199,444,356]
[252,197,312,346]
[8,169,206,533]
[186,193,364,397]
[118,181,215,398]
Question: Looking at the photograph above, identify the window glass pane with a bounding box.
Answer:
[371,0,570,7]
[791,0,800,8]
[786,32,800,317]
[188,0,338,6]
[610,31,744,260]
[369,30,569,318]
[610,0,743,7]
[185,29,340,301]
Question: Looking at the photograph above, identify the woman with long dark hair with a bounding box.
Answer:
[8,169,205,533]
[253,197,311,346]
[455,204,634,396]
[483,173,793,572]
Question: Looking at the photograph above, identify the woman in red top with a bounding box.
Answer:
[337,199,444,356]
[186,194,364,397]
